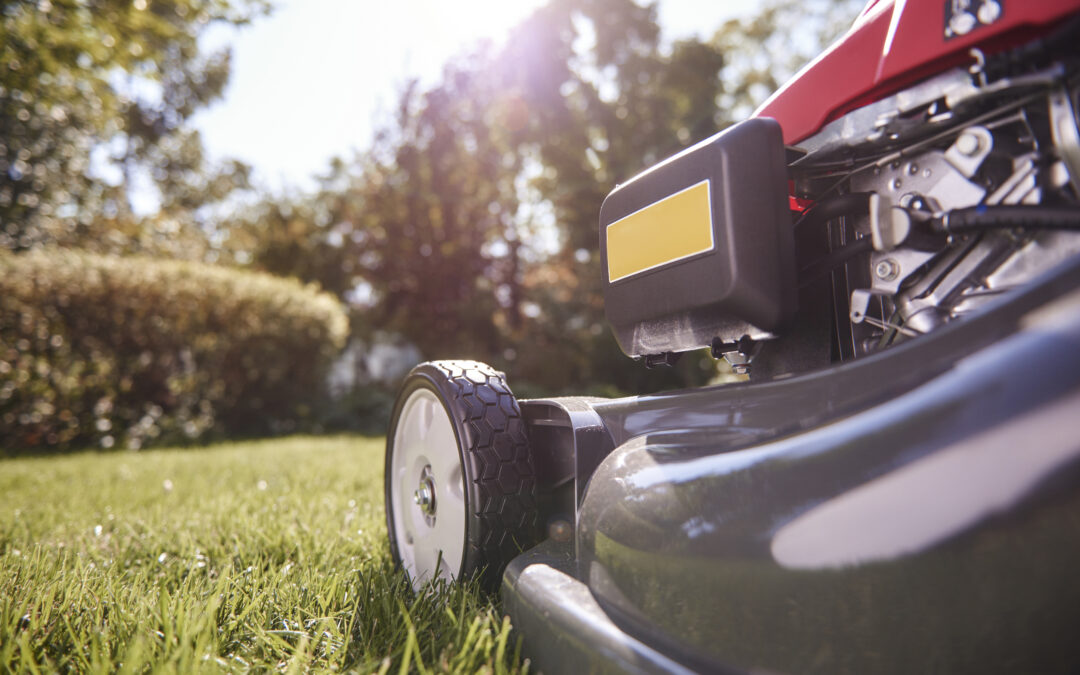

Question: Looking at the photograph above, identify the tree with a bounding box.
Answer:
[0,0,268,254]
[711,0,864,120]
[233,161,362,299]
[484,0,730,393]
[242,0,866,396]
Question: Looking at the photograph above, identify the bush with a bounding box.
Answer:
[0,249,349,452]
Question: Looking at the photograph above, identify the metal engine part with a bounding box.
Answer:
[792,65,1080,362]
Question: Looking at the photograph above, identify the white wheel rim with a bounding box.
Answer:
[390,388,466,589]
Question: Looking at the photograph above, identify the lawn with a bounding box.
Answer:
[0,436,526,673]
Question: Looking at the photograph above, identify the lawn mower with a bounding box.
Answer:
[385,1,1080,671]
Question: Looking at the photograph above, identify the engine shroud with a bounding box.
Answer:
[599,118,795,358]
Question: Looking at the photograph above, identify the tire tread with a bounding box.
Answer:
[422,360,540,585]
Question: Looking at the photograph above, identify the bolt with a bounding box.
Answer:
[414,478,435,516]
[955,131,981,156]
[875,259,899,281]
[890,178,902,190]
[548,520,572,542]
[978,0,1001,24]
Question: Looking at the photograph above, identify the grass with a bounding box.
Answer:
[0,436,526,674]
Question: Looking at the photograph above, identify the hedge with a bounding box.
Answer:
[0,249,349,452]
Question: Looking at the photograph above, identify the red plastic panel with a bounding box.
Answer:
[756,0,1080,145]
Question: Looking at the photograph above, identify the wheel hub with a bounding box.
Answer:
[389,387,468,590]
[414,469,437,517]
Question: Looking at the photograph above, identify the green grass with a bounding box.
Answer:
[0,436,526,674]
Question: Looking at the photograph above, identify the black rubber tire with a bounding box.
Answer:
[384,360,540,589]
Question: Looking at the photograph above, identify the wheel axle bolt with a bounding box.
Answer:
[414,478,435,516]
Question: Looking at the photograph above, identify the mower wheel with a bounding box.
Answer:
[384,360,540,590]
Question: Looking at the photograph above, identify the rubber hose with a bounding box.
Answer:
[793,192,873,234]
[932,205,1080,234]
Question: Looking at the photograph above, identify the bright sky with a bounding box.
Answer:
[194,0,754,193]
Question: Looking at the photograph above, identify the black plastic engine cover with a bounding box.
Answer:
[599,117,795,358]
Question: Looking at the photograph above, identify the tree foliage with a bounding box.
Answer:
[0,0,267,254]
[3,0,866,412]
[237,0,862,396]
[712,0,867,120]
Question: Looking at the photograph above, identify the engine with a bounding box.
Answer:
[776,48,1080,373]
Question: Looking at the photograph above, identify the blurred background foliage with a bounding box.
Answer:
[1,0,862,451]
[1,0,269,256]
[1,250,347,451]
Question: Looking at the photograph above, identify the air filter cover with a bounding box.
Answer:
[599,118,795,358]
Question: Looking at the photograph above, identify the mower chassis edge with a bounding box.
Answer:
[504,254,1080,673]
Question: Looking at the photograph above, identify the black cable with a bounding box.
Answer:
[798,236,873,285]
[982,14,1080,82]
[800,205,1080,284]
[792,192,875,285]
[793,192,873,234]
[932,205,1080,235]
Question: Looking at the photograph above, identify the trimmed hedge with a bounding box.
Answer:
[0,250,349,452]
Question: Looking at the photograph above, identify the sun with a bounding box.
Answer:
[406,0,550,53]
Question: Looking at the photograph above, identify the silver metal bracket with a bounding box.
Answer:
[944,125,993,178]
[869,193,913,251]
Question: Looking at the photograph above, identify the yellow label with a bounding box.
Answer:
[606,179,714,282]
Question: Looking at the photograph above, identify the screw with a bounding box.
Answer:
[875,259,899,281]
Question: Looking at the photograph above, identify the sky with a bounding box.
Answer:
[193,0,755,194]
